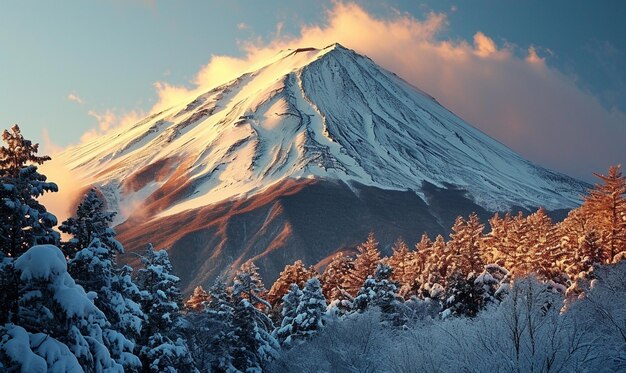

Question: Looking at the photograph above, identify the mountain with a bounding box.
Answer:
[53,43,588,292]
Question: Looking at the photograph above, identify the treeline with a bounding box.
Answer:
[183,167,626,371]
[0,125,624,372]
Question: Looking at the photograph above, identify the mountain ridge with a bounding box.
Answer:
[49,43,589,290]
[54,43,587,225]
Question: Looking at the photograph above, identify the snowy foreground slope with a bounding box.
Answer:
[52,44,588,289]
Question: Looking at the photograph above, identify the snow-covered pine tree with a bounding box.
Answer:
[482,212,513,267]
[353,264,407,327]
[583,165,626,262]
[111,263,145,343]
[320,252,354,301]
[441,271,485,318]
[501,212,531,278]
[475,263,510,305]
[286,278,327,345]
[412,233,432,275]
[185,286,210,312]
[0,125,58,258]
[68,238,143,371]
[344,233,382,296]
[60,188,122,258]
[135,244,196,373]
[447,213,485,277]
[274,283,303,347]
[388,239,412,295]
[231,261,279,372]
[14,245,123,371]
[526,208,562,283]
[419,234,448,300]
[267,260,316,306]
[564,230,606,299]
[183,277,237,372]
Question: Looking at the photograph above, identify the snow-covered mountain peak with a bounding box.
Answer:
[55,43,588,222]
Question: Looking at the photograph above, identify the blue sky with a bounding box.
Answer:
[1,0,624,181]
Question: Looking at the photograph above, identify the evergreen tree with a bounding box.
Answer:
[274,283,303,347]
[185,286,210,312]
[344,233,382,296]
[14,245,123,371]
[354,264,407,327]
[388,239,412,295]
[442,271,485,318]
[0,125,58,258]
[419,234,448,299]
[267,260,315,306]
[69,239,142,371]
[447,213,484,276]
[526,208,561,282]
[231,262,278,372]
[503,212,531,278]
[135,245,196,373]
[402,233,432,299]
[60,188,122,258]
[583,165,626,262]
[184,278,237,372]
[320,252,354,301]
[286,278,327,345]
[62,185,144,370]
[475,263,510,305]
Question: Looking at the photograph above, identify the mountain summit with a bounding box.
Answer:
[55,43,588,290]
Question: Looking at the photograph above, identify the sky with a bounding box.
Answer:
[1,0,625,182]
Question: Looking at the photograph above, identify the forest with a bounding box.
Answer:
[0,124,625,372]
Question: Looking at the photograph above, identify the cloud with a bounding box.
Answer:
[79,1,625,181]
[81,109,145,143]
[237,22,249,30]
[67,92,84,104]
[41,128,64,155]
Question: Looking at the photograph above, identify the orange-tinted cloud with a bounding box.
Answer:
[81,109,145,143]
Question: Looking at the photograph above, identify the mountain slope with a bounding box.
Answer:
[52,43,588,290]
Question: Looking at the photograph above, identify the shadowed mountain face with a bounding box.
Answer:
[116,178,568,293]
[52,43,586,292]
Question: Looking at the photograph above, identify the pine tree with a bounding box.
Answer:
[353,264,407,327]
[447,213,484,276]
[583,165,626,262]
[14,245,123,371]
[274,283,303,347]
[320,252,354,301]
[69,239,142,371]
[388,239,412,295]
[419,234,448,299]
[526,208,561,282]
[135,245,196,373]
[0,125,58,258]
[185,286,210,312]
[231,262,278,372]
[475,263,510,305]
[60,188,122,258]
[442,271,485,318]
[287,278,327,345]
[344,233,382,296]
[186,277,237,372]
[503,212,531,278]
[267,260,315,307]
[402,233,431,299]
